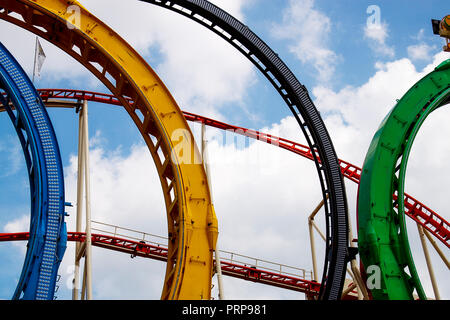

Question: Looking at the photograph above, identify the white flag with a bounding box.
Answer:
[33,37,46,82]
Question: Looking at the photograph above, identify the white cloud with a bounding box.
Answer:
[57,140,168,299]
[271,0,339,83]
[307,52,450,299]
[414,28,427,42]
[407,43,436,62]
[3,215,29,253]
[0,21,98,87]
[311,55,446,164]
[53,130,320,299]
[64,142,166,233]
[78,0,257,119]
[364,22,395,58]
[0,135,23,178]
[0,0,257,120]
[3,215,28,233]
[406,29,438,62]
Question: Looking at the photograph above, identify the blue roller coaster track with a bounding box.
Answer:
[0,41,66,300]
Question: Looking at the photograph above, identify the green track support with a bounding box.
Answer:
[358,59,450,300]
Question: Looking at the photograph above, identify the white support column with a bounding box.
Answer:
[423,228,450,269]
[308,195,368,300]
[308,199,324,282]
[341,282,357,299]
[82,100,93,300]
[72,100,93,300]
[201,122,225,300]
[417,224,440,300]
[72,101,84,300]
[345,204,369,300]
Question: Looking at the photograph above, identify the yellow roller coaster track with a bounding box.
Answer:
[0,0,218,300]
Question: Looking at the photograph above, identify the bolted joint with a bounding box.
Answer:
[346,246,359,262]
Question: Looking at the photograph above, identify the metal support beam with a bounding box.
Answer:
[341,282,357,299]
[422,228,450,269]
[417,224,440,300]
[72,101,84,300]
[308,198,324,282]
[345,201,369,300]
[83,100,93,300]
[308,196,368,300]
[72,100,93,300]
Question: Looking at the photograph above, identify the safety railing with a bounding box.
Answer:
[91,220,313,281]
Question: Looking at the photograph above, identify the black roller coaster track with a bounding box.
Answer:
[140,0,350,299]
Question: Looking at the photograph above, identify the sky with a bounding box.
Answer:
[0,0,449,300]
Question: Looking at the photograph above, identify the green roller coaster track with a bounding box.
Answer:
[358,59,450,300]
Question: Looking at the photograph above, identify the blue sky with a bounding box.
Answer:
[0,0,449,300]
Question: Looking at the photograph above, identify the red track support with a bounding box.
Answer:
[35,89,450,248]
[0,231,325,296]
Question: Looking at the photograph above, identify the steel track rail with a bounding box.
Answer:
[0,0,217,300]
[30,88,450,248]
[0,42,66,300]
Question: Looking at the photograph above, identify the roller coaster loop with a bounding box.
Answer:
[140,0,350,300]
[358,59,450,300]
[0,42,66,300]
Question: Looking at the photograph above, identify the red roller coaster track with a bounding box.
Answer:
[0,231,325,297]
[35,88,450,249]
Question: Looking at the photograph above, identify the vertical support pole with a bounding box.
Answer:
[72,100,93,300]
[417,224,440,300]
[422,228,450,269]
[32,36,37,84]
[346,206,369,300]
[341,283,357,299]
[82,100,93,300]
[72,101,84,300]
[308,221,317,281]
[201,122,225,300]
[308,198,324,282]
[81,260,87,299]
[308,195,368,299]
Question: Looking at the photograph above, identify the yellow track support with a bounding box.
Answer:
[0,0,218,300]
